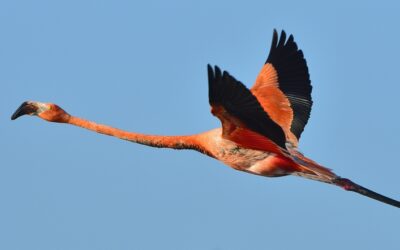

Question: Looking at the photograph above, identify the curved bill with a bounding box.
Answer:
[11,102,38,120]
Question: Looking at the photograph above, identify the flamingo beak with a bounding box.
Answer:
[11,102,38,120]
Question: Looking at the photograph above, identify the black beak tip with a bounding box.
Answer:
[11,101,34,121]
[11,112,20,120]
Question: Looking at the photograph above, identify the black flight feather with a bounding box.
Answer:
[266,30,313,140]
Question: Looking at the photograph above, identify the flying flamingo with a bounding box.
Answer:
[12,30,399,208]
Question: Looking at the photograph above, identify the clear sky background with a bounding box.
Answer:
[1,1,399,249]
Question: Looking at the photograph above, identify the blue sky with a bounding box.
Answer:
[1,0,399,249]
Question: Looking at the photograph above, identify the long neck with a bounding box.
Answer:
[67,116,212,156]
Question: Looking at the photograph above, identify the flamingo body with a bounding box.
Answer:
[11,30,400,208]
[193,128,291,176]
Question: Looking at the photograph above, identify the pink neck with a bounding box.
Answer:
[67,116,212,156]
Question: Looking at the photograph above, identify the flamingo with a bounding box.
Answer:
[12,30,399,208]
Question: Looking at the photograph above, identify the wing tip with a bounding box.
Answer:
[268,29,296,63]
[207,64,213,77]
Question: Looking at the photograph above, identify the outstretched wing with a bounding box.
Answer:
[208,65,287,150]
[251,30,312,146]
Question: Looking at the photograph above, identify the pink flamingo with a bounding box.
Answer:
[12,30,399,208]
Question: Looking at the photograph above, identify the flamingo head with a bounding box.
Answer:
[11,101,70,123]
